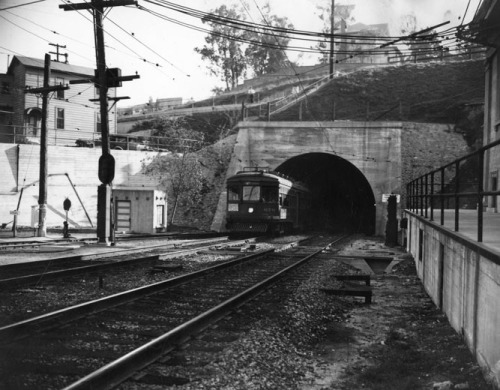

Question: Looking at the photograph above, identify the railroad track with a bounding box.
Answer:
[0,234,349,390]
[0,236,238,290]
[0,231,225,251]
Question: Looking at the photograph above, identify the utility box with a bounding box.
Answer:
[113,188,167,234]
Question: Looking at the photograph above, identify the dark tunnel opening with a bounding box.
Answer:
[275,153,376,235]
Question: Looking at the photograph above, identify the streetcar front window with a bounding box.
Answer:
[242,185,260,201]
[228,186,240,201]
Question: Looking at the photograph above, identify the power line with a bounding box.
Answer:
[0,0,45,11]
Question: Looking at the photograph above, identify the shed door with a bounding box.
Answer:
[116,200,131,231]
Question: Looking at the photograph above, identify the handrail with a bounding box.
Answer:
[268,74,332,116]
[406,138,500,242]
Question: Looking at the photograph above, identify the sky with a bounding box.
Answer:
[0,0,481,107]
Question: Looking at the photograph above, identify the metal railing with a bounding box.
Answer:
[267,73,332,116]
[0,125,201,152]
[406,137,500,243]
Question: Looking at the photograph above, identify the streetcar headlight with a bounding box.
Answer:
[248,207,254,213]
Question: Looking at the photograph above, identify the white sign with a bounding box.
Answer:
[382,194,400,203]
[9,210,19,215]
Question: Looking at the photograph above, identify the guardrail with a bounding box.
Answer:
[267,73,332,116]
[0,126,202,152]
[406,138,500,243]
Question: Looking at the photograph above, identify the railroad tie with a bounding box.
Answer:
[320,274,372,304]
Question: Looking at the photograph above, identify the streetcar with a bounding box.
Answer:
[225,167,311,235]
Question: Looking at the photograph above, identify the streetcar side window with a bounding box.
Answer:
[261,187,278,203]
[228,186,240,201]
[243,185,260,201]
[282,194,290,207]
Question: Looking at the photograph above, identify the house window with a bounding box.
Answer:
[55,77,65,99]
[96,112,101,133]
[1,82,10,94]
[55,108,65,129]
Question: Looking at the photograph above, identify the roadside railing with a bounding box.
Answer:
[267,74,332,116]
[0,125,102,147]
[0,126,201,152]
[406,138,500,243]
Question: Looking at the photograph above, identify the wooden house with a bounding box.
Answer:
[0,55,117,146]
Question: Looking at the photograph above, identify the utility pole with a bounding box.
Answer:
[24,54,69,237]
[60,0,138,245]
[329,0,335,79]
[49,43,68,63]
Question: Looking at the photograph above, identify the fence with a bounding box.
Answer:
[0,125,204,152]
[406,138,500,243]
[0,124,101,147]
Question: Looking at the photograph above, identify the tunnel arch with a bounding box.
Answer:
[275,152,376,235]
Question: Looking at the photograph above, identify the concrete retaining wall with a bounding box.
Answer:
[0,143,161,230]
[406,211,500,388]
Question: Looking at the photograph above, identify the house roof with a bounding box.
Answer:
[8,56,94,77]
[459,0,500,47]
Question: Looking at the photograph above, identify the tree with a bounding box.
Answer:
[143,152,205,228]
[314,2,355,64]
[399,14,443,62]
[407,29,443,61]
[195,4,248,91]
[244,4,294,76]
[399,13,417,35]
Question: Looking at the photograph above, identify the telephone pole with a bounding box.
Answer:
[60,0,138,244]
[329,0,335,79]
[24,54,69,237]
[49,43,68,63]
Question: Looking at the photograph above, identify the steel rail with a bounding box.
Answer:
[0,248,274,344]
[0,254,159,289]
[62,236,347,390]
[0,232,226,251]
[1,238,250,290]
[0,236,231,275]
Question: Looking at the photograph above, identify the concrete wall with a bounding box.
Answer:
[0,143,161,230]
[406,211,500,388]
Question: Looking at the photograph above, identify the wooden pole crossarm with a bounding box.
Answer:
[59,0,137,11]
[69,78,96,85]
[24,85,69,94]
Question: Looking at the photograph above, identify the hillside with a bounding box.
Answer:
[270,59,484,126]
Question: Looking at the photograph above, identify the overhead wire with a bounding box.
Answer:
[139,0,478,66]
[58,0,190,80]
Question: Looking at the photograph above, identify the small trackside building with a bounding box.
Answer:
[113,188,167,234]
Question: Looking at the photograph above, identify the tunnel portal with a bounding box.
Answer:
[275,153,376,234]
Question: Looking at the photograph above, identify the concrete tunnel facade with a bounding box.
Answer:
[211,121,403,236]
